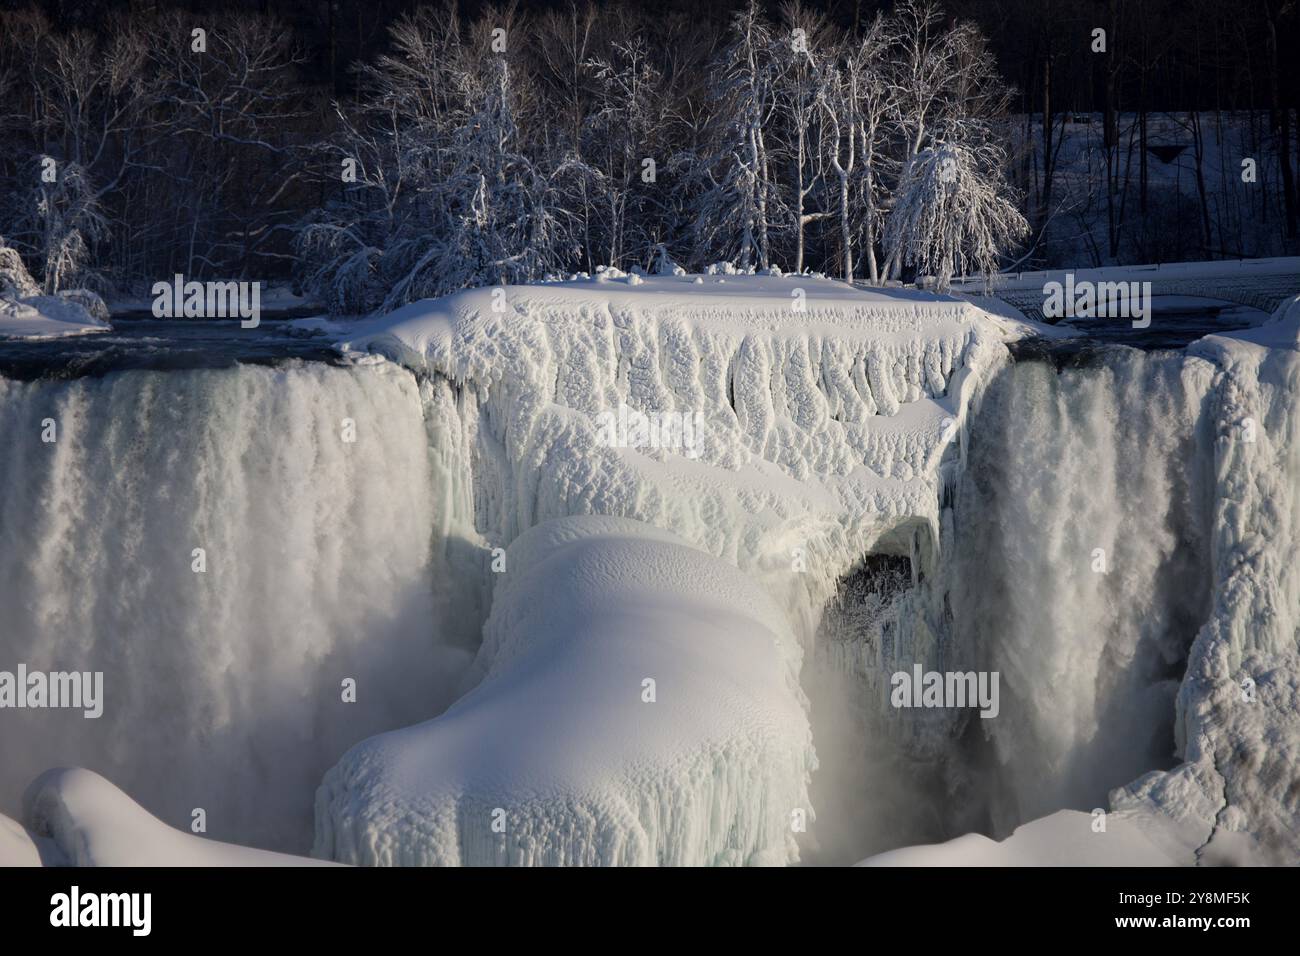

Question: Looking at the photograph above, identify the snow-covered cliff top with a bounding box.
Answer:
[335,274,1012,603]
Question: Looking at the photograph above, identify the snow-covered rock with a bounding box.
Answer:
[314,515,816,866]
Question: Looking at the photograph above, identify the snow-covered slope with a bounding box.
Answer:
[314,515,816,866]
[858,808,1186,866]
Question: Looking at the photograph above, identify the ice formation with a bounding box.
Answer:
[1110,302,1300,864]
[3,273,1297,867]
[314,515,816,866]
[338,274,1010,634]
[3,768,336,866]
[326,275,1300,866]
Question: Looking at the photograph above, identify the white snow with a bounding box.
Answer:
[314,515,816,866]
[7,768,337,866]
[858,809,1187,866]
[0,293,109,340]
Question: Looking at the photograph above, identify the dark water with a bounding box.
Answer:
[0,310,342,381]
[1008,299,1269,365]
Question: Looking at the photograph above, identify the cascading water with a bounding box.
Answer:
[948,348,1217,828]
[806,346,1221,862]
[0,361,474,852]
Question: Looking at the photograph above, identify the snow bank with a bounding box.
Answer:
[0,244,109,338]
[314,515,816,866]
[0,292,110,339]
[11,768,336,866]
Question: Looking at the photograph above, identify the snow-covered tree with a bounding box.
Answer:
[883,141,1028,291]
[33,161,107,293]
[680,0,781,270]
[381,55,578,310]
[0,236,42,298]
[771,2,832,275]
[814,14,894,284]
[296,5,581,312]
[881,0,1013,281]
[580,37,665,269]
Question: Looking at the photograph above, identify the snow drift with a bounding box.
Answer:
[314,515,816,866]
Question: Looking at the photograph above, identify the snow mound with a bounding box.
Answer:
[314,515,816,866]
[0,292,110,340]
[14,768,337,866]
[858,809,1189,866]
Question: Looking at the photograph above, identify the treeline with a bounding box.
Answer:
[0,0,1296,311]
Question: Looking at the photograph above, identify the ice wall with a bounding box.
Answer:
[1113,314,1300,863]
[831,306,1300,866]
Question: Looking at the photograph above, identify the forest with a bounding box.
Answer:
[1,0,1297,311]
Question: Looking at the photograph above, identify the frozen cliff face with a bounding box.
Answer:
[338,274,1009,641]
[1111,310,1300,864]
[313,515,816,866]
[318,277,1017,866]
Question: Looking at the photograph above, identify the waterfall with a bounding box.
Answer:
[807,347,1222,861]
[947,349,1218,830]
[0,362,474,853]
